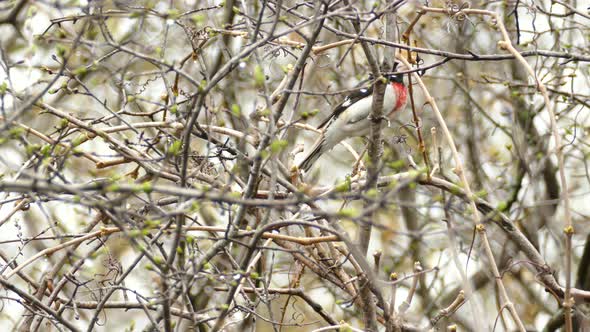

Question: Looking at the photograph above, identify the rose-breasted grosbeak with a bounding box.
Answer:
[299,73,408,172]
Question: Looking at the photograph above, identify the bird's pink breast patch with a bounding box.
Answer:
[392,82,407,112]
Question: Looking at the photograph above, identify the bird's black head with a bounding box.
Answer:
[386,73,404,84]
[385,61,404,84]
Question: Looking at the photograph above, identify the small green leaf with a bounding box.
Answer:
[106,184,120,192]
[71,135,86,147]
[169,139,182,156]
[73,66,87,76]
[337,208,358,218]
[207,29,218,37]
[231,104,241,116]
[334,176,351,192]
[167,9,180,19]
[141,181,153,193]
[25,143,41,155]
[366,188,378,198]
[9,127,25,138]
[254,65,265,87]
[448,183,462,196]
[144,219,160,228]
[388,159,405,171]
[192,14,206,25]
[40,144,52,156]
[270,139,288,154]
[475,189,488,198]
[58,118,69,128]
[190,201,201,212]
[56,44,67,57]
[301,108,319,120]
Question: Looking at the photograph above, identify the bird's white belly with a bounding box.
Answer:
[382,84,396,114]
[322,84,397,151]
[325,117,371,148]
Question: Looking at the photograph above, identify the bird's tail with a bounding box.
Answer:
[299,137,326,172]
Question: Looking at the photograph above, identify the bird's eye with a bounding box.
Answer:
[360,88,368,93]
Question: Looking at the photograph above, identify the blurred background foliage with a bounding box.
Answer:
[0,0,588,331]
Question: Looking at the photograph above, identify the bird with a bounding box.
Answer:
[298,72,408,172]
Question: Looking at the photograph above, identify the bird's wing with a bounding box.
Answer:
[316,84,373,130]
[344,96,374,125]
[298,135,326,172]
